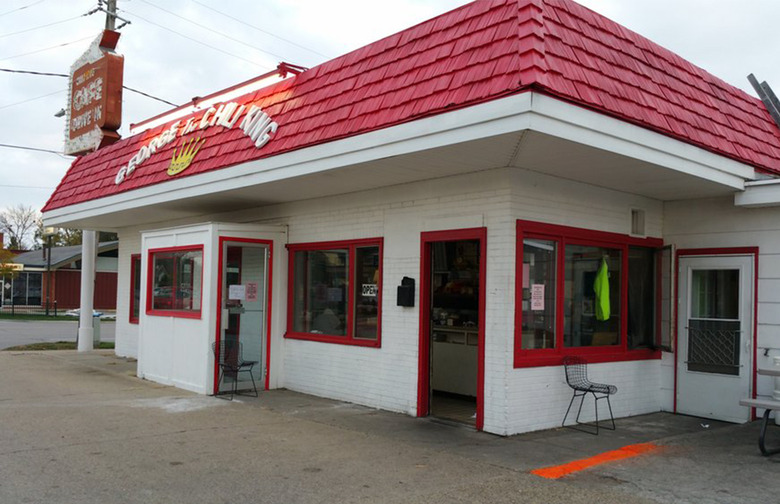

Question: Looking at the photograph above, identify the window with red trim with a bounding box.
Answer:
[129,254,141,324]
[147,246,203,318]
[515,220,661,367]
[287,238,382,347]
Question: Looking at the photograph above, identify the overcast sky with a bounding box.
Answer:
[1,0,779,218]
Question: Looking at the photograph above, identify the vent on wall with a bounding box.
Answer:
[631,208,646,236]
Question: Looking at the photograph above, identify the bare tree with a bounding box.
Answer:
[0,205,39,251]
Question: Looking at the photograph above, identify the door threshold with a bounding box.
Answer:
[426,416,477,430]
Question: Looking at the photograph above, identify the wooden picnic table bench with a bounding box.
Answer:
[740,367,780,456]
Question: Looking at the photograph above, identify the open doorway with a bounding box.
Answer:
[418,228,485,429]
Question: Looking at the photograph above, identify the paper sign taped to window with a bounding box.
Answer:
[246,282,258,302]
[228,284,246,301]
[531,283,545,311]
[362,284,378,297]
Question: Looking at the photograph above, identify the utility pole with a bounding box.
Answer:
[105,0,117,30]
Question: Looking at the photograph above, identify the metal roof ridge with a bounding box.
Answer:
[517,0,548,87]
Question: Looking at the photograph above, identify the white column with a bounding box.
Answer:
[77,230,97,352]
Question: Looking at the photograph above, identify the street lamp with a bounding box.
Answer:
[43,227,57,316]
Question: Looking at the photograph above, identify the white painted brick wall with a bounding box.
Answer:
[666,196,780,404]
[505,360,661,434]
[115,229,142,358]
[239,167,664,435]
[499,169,664,434]
[274,170,513,420]
[107,166,666,435]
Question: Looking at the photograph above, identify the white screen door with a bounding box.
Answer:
[677,255,753,423]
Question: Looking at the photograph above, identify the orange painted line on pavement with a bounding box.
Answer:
[530,442,660,479]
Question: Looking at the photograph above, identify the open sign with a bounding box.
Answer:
[362,284,378,297]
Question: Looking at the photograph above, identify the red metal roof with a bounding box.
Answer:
[43,0,780,212]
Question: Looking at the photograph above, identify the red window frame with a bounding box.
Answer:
[515,220,662,367]
[146,245,204,319]
[286,238,383,347]
[129,254,141,324]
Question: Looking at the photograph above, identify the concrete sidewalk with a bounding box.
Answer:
[0,351,776,504]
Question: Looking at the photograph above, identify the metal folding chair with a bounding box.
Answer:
[212,340,259,400]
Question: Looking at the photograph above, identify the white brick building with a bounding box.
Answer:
[43,0,780,435]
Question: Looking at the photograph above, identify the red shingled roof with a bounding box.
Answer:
[44,0,780,212]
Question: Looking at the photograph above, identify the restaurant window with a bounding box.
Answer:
[520,239,556,350]
[516,220,661,367]
[147,246,203,318]
[563,245,621,348]
[287,238,382,347]
[627,247,655,349]
[129,254,141,324]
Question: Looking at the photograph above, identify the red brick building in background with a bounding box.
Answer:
[1,242,117,311]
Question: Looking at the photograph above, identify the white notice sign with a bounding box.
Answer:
[362,284,378,297]
[531,284,545,311]
[228,284,246,301]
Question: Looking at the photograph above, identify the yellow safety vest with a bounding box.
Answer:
[594,258,610,321]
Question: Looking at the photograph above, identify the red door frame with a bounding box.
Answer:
[417,227,487,431]
[213,237,274,394]
[674,247,759,419]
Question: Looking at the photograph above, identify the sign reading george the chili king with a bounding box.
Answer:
[64,30,124,156]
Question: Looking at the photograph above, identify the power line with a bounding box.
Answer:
[0,0,46,18]
[0,143,63,157]
[120,8,271,69]
[0,35,94,62]
[0,68,67,78]
[0,13,84,40]
[123,85,178,107]
[0,67,178,107]
[0,89,66,111]
[136,0,290,62]
[191,0,329,59]
[0,183,56,190]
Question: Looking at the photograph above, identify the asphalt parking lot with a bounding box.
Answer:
[0,350,777,504]
[0,319,115,349]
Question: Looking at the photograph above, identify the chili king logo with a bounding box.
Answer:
[166,137,206,177]
[114,101,277,185]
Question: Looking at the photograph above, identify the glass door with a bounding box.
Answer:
[218,241,269,394]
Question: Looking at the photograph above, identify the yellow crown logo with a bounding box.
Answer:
[167,137,205,177]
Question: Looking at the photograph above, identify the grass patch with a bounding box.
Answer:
[3,341,115,351]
